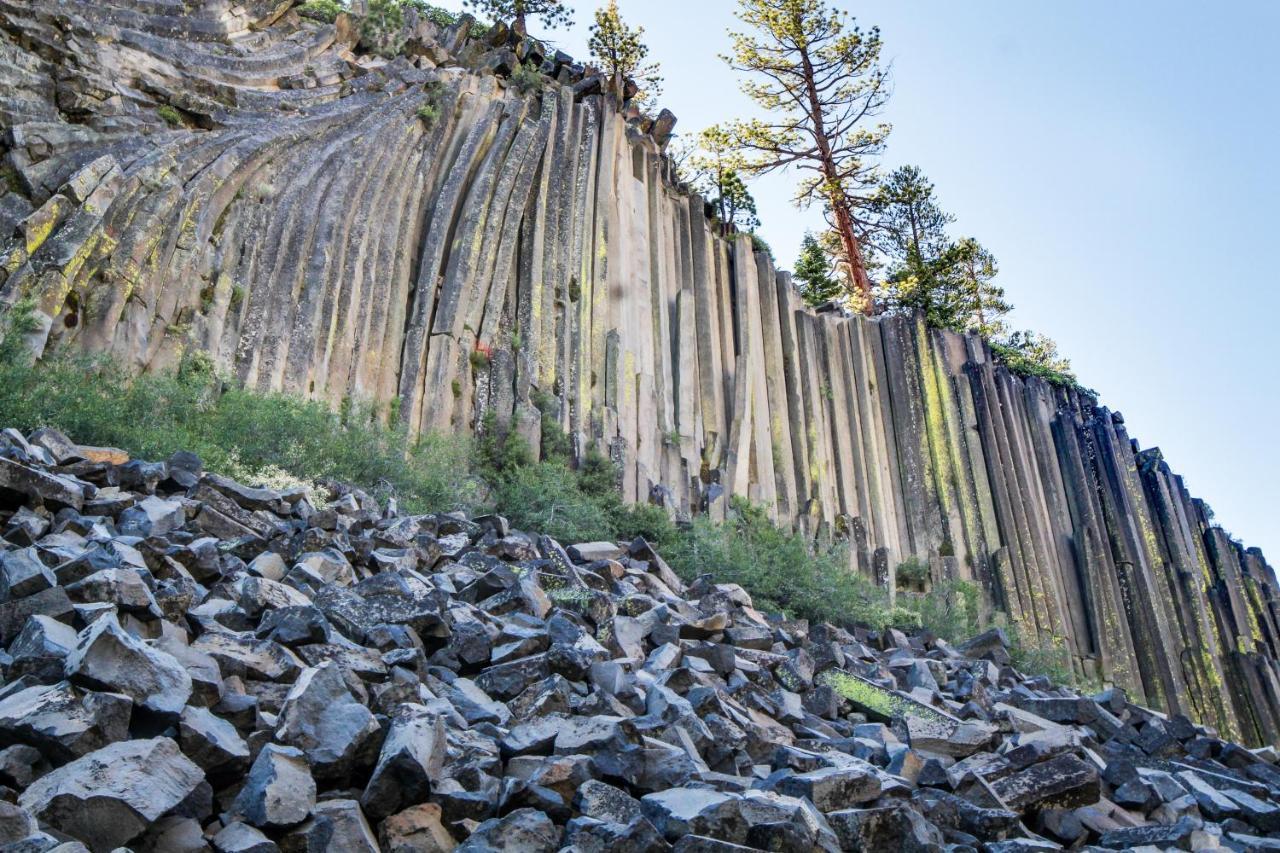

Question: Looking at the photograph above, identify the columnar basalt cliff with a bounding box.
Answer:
[1,1,1277,745]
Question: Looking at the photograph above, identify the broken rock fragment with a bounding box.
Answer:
[18,737,206,852]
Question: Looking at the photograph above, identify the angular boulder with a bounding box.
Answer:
[18,737,206,852]
[64,614,192,716]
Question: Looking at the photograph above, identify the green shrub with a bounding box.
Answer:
[359,0,407,57]
[404,1,456,28]
[1,162,23,195]
[896,579,981,644]
[157,105,182,126]
[510,60,544,94]
[416,103,440,126]
[660,498,889,629]
[750,233,774,260]
[491,461,615,543]
[989,340,1092,395]
[896,556,929,588]
[298,0,343,22]
[0,311,483,514]
[1005,630,1094,689]
[475,410,533,480]
[530,390,571,464]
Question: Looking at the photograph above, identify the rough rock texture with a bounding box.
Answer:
[0,429,1273,850]
[0,0,1278,751]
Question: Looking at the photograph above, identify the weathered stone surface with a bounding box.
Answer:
[18,737,205,852]
[380,803,457,853]
[457,807,559,852]
[64,614,192,716]
[991,753,1100,810]
[231,744,316,829]
[212,821,278,853]
[0,457,83,511]
[6,612,77,680]
[178,704,249,773]
[362,704,446,819]
[827,804,945,852]
[773,763,882,811]
[284,799,379,853]
[0,680,130,760]
[274,661,379,780]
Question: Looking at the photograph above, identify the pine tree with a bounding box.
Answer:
[949,237,1009,337]
[464,0,572,33]
[714,170,760,234]
[687,126,751,235]
[793,232,843,307]
[992,330,1076,383]
[723,0,891,314]
[588,0,663,111]
[872,166,1013,336]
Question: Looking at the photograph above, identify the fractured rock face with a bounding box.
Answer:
[0,680,131,761]
[18,737,206,852]
[274,660,380,780]
[362,703,447,819]
[231,744,316,829]
[64,613,192,716]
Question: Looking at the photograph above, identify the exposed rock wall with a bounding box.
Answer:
[1,1,1277,744]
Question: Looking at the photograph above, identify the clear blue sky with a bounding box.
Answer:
[442,0,1280,560]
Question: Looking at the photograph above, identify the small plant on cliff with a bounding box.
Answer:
[360,0,408,57]
[588,0,663,111]
[464,0,572,33]
[510,60,544,94]
[1,162,24,195]
[298,0,343,23]
[416,103,440,126]
[989,329,1086,393]
[157,105,182,126]
[896,556,929,589]
[750,232,772,260]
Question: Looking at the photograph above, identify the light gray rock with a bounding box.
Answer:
[178,704,250,773]
[361,703,447,819]
[64,614,191,716]
[7,613,77,680]
[284,799,378,853]
[0,680,131,760]
[231,743,316,829]
[212,821,278,853]
[457,807,559,852]
[274,660,380,780]
[18,737,206,852]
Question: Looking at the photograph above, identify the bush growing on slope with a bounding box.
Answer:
[0,306,483,513]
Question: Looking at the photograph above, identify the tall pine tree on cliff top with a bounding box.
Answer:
[723,0,891,314]
[872,166,1010,335]
[464,0,572,33]
[793,232,842,307]
[588,1,663,111]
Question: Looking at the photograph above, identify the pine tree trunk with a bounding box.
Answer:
[799,49,874,314]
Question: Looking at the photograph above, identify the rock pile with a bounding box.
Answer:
[0,427,1276,852]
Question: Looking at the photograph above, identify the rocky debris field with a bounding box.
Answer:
[0,428,1275,852]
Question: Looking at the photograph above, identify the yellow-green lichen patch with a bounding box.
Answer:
[821,669,956,729]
